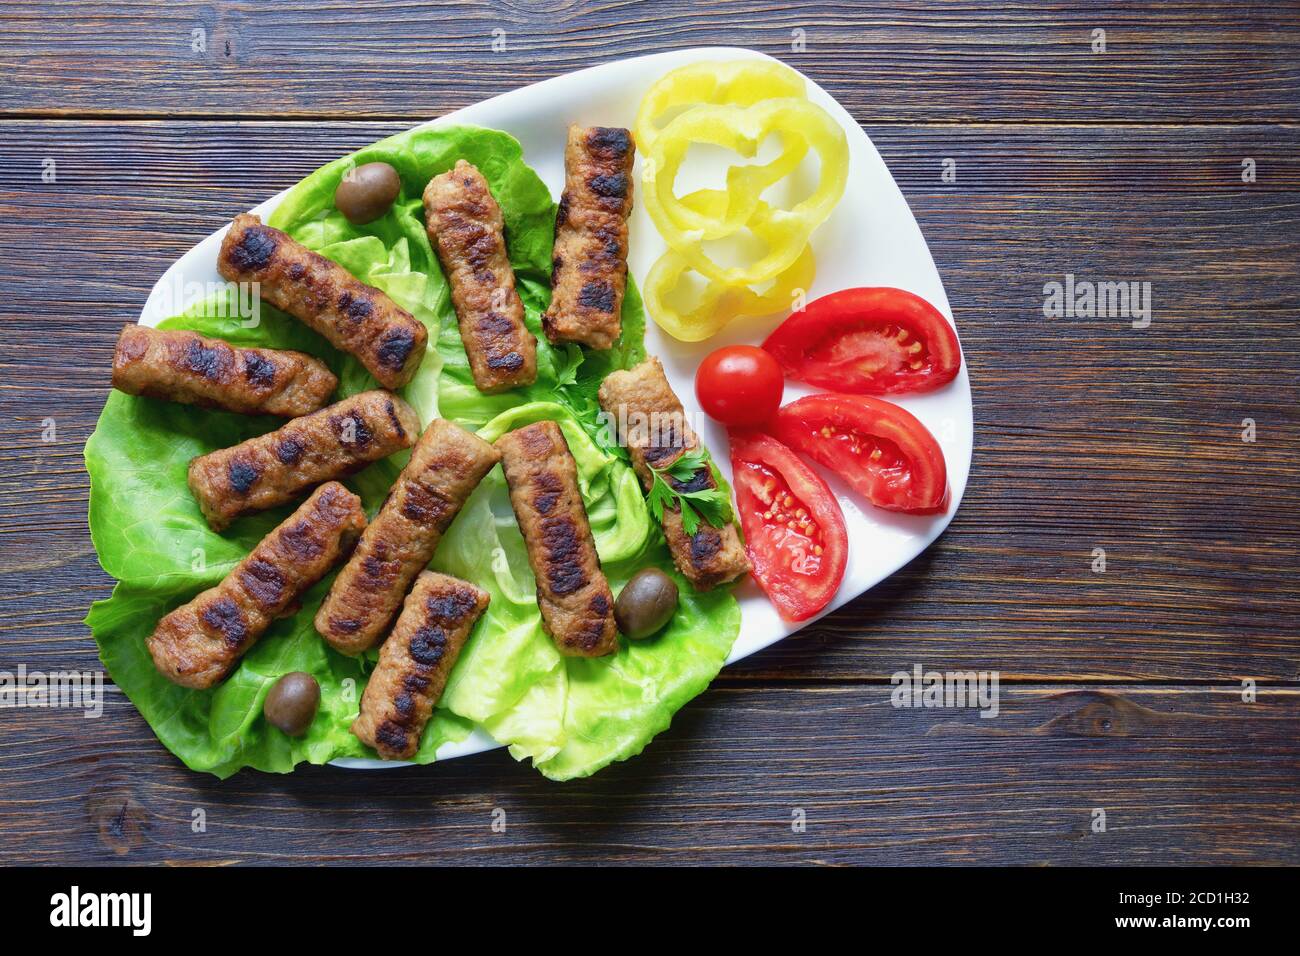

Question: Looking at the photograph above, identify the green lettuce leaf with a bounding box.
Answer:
[85,123,740,781]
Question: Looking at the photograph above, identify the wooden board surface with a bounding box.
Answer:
[0,3,1297,866]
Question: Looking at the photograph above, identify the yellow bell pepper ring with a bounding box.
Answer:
[634,58,807,150]
[642,98,849,285]
[644,120,808,242]
[645,243,817,342]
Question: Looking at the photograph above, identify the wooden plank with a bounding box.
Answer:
[1,121,1295,682]
[0,685,1295,865]
[0,2,1297,122]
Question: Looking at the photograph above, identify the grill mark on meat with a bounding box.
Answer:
[409,625,448,667]
[375,721,409,750]
[670,468,714,494]
[400,481,451,524]
[332,411,373,449]
[279,519,325,562]
[228,458,260,494]
[275,437,304,464]
[532,472,563,515]
[486,351,524,371]
[578,281,616,313]
[238,558,285,609]
[241,351,276,388]
[426,589,479,622]
[690,525,723,565]
[403,673,430,693]
[376,326,417,372]
[587,172,628,199]
[337,290,374,323]
[226,225,278,272]
[329,617,362,634]
[361,550,398,590]
[586,126,632,157]
[540,517,586,595]
[201,597,248,649]
[183,340,232,382]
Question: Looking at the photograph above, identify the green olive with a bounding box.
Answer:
[263,672,320,737]
[334,162,401,225]
[614,568,679,639]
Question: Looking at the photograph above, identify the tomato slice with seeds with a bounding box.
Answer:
[762,287,961,395]
[772,393,949,514]
[728,430,848,622]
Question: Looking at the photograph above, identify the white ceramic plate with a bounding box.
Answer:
[140,46,973,769]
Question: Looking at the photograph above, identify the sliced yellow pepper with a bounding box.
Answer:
[645,215,817,343]
[634,58,807,151]
[643,98,848,286]
[634,59,849,340]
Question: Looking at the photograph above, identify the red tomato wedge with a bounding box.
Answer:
[728,430,848,622]
[773,394,949,514]
[763,287,961,395]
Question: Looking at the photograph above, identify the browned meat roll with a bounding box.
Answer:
[187,389,419,531]
[111,324,337,417]
[598,357,750,590]
[542,126,635,351]
[217,213,427,389]
[314,418,500,654]
[351,571,489,760]
[148,482,366,689]
[423,160,538,393]
[496,420,618,657]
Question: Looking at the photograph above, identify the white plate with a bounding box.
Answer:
[140,46,973,770]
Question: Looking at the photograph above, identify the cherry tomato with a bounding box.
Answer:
[772,393,949,514]
[763,287,961,395]
[695,345,784,426]
[728,429,847,622]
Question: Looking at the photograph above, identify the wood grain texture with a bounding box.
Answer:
[1,1,1298,122]
[0,2,1297,866]
[1,685,1296,865]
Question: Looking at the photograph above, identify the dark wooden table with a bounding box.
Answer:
[1,1,1296,866]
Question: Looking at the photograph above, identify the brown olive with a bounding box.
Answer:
[614,568,679,639]
[334,162,401,225]
[263,672,320,737]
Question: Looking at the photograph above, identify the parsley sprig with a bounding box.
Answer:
[646,449,733,536]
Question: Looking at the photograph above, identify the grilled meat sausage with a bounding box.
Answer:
[496,421,618,657]
[148,482,366,689]
[217,213,427,389]
[423,160,538,393]
[111,324,337,417]
[188,390,419,531]
[598,357,750,590]
[315,418,500,654]
[352,571,489,760]
[543,126,635,351]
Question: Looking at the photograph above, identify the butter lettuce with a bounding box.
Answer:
[84,123,740,780]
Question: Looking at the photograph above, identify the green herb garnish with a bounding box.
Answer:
[646,449,733,536]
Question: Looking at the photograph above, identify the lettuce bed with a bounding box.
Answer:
[84,124,740,780]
